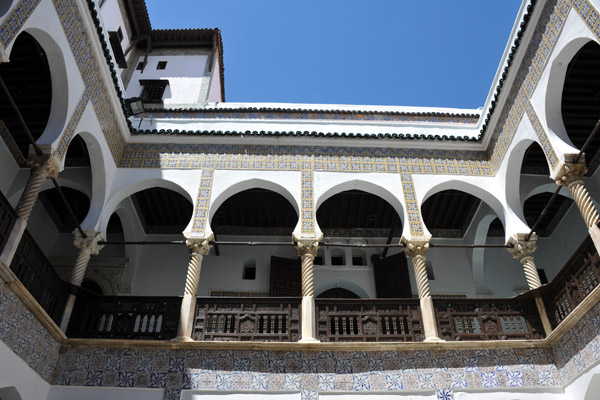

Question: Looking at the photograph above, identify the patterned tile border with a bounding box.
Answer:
[51,345,559,399]
[0,282,61,382]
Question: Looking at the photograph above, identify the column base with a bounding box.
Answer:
[298,337,320,343]
[420,297,442,342]
[423,336,445,343]
[60,294,77,332]
[172,335,195,342]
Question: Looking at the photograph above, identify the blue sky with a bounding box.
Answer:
[146,1,522,109]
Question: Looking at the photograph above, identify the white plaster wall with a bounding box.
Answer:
[126,54,209,106]
[98,0,132,72]
[0,340,50,400]
[206,48,223,103]
[46,386,164,400]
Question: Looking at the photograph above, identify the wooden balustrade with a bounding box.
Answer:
[434,298,544,340]
[543,235,600,328]
[67,293,181,340]
[315,299,423,342]
[9,230,69,324]
[193,297,301,342]
[0,190,17,255]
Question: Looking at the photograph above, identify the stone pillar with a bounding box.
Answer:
[507,233,552,336]
[59,230,104,332]
[297,240,320,343]
[553,157,600,254]
[175,237,212,341]
[401,238,442,342]
[0,155,59,272]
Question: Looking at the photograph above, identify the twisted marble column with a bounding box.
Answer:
[175,237,212,341]
[1,155,60,276]
[401,237,441,342]
[568,180,600,229]
[60,230,104,332]
[507,233,552,335]
[15,155,59,222]
[554,157,600,254]
[297,240,319,343]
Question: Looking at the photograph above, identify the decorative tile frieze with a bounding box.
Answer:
[191,168,213,236]
[0,283,61,382]
[0,0,41,48]
[525,101,559,168]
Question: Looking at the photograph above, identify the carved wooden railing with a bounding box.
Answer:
[315,299,423,342]
[193,297,301,342]
[543,235,600,328]
[9,230,69,324]
[0,190,17,255]
[67,294,181,340]
[434,298,544,340]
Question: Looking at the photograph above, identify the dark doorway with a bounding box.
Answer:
[269,255,301,297]
[373,252,412,298]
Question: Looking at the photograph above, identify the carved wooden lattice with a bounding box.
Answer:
[0,189,17,255]
[9,230,69,324]
[434,298,544,340]
[315,299,423,342]
[67,294,182,340]
[193,297,301,342]
[543,235,600,328]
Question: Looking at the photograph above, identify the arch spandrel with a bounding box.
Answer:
[314,174,406,239]
[204,170,302,239]
[99,175,195,238]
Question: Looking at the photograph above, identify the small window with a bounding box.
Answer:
[157,61,167,70]
[352,256,365,266]
[139,79,169,103]
[331,256,344,266]
[117,27,124,42]
[136,62,146,71]
[314,256,323,265]
[537,268,548,285]
[243,265,256,280]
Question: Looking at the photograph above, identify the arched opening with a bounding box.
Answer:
[520,142,551,176]
[0,32,52,158]
[561,41,600,174]
[421,189,519,298]
[317,189,406,299]
[207,187,299,297]
[317,287,360,299]
[131,187,193,234]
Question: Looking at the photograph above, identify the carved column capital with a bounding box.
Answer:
[401,237,429,258]
[296,240,319,258]
[73,230,104,255]
[185,235,213,256]
[507,233,537,260]
[26,154,60,179]
[552,155,587,186]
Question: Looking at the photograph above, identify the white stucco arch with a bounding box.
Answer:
[504,138,539,226]
[545,36,597,151]
[421,179,506,233]
[98,177,194,238]
[7,28,70,148]
[314,176,405,237]
[206,170,302,237]
[472,213,500,296]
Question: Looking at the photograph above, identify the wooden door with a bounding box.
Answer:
[373,252,412,298]
[269,256,301,296]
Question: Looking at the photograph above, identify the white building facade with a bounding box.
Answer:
[0,0,600,399]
